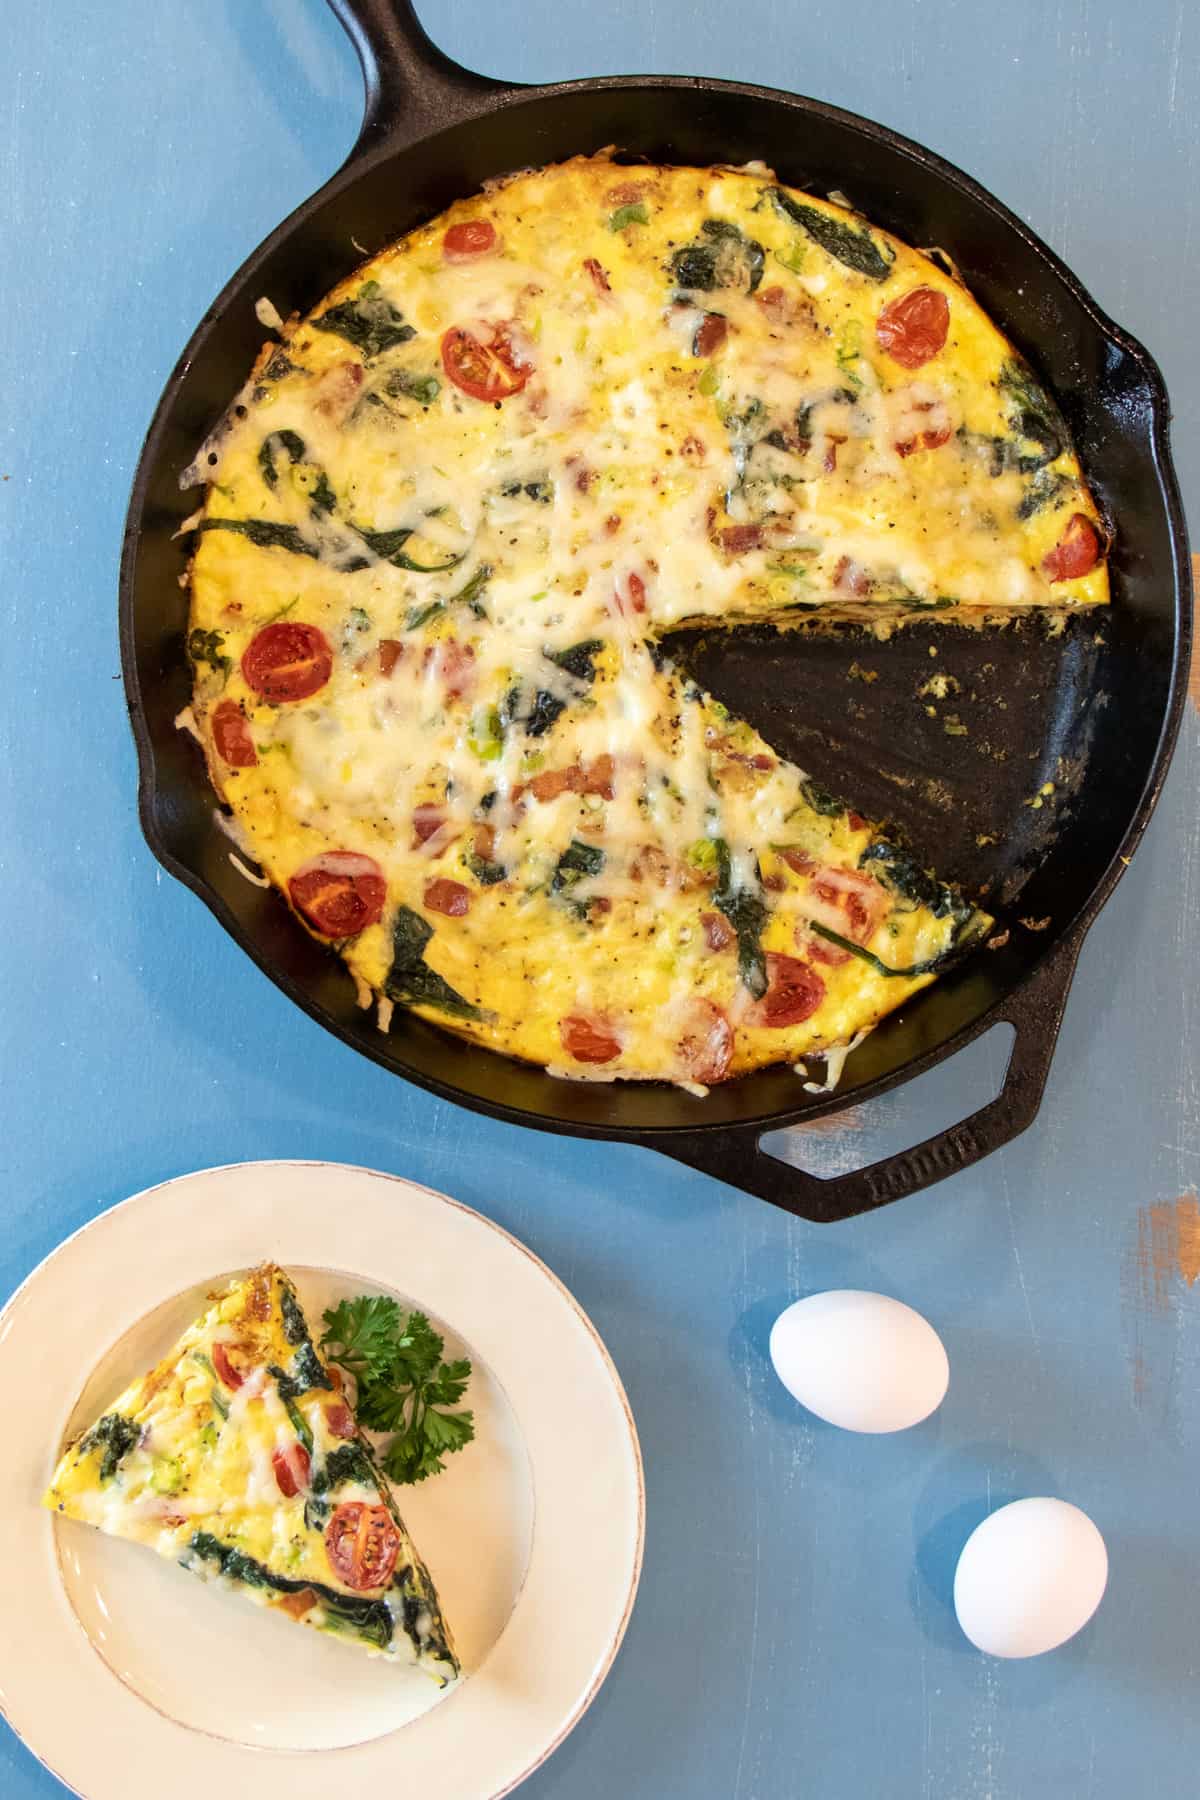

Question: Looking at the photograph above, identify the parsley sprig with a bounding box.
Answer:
[319,1295,474,1485]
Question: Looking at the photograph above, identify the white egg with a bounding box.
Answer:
[954,1498,1108,1658]
[768,1290,949,1433]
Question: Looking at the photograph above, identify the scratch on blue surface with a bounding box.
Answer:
[732,1235,762,1800]
[916,1581,933,1800]
[1000,1171,1041,1364]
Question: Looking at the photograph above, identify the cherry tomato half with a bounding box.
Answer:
[443,219,497,260]
[325,1502,401,1591]
[272,1442,311,1499]
[212,1342,248,1390]
[875,286,950,369]
[1042,513,1103,582]
[753,954,827,1028]
[242,622,333,703]
[441,325,532,402]
[288,852,387,938]
[210,699,257,768]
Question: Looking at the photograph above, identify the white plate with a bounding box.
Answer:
[0,1162,644,1800]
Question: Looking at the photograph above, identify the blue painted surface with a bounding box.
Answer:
[2,2,1197,1794]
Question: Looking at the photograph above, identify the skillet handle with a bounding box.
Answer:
[656,933,1085,1223]
[327,0,520,150]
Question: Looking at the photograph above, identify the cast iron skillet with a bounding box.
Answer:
[120,0,1190,1222]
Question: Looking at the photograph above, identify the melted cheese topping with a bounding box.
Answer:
[187,158,1107,1087]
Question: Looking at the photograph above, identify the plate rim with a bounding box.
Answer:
[0,1159,645,1800]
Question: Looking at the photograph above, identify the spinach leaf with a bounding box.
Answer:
[258,430,306,490]
[312,1443,375,1493]
[79,1413,140,1482]
[671,244,718,289]
[526,690,566,737]
[544,639,604,683]
[712,869,768,999]
[384,367,441,406]
[553,840,605,894]
[499,477,554,503]
[187,1533,394,1650]
[957,426,1024,479]
[384,905,482,1020]
[269,1340,333,1401]
[526,635,605,735]
[357,525,465,574]
[809,921,946,978]
[186,627,231,675]
[390,963,483,1019]
[799,777,846,818]
[552,841,608,917]
[669,218,765,293]
[466,851,507,886]
[204,498,466,575]
[858,839,973,926]
[997,359,1066,471]
[703,218,765,291]
[389,904,433,966]
[199,518,318,558]
[314,286,416,360]
[449,563,492,616]
[405,599,445,631]
[308,470,337,515]
[700,834,769,997]
[769,189,894,283]
[1016,469,1072,521]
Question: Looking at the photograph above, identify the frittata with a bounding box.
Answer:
[184,157,1108,1088]
[45,1265,458,1680]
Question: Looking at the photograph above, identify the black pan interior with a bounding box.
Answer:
[123,80,1186,1139]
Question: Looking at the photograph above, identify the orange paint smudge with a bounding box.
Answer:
[1122,1194,1200,1411]
[1129,1192,1200,1312]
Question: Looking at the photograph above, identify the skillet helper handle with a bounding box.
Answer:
[327,0,517,150]
[659,933,1085,1222]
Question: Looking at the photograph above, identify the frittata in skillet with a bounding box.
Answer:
[44,1265,458,1681]
[185,157,1109,1088]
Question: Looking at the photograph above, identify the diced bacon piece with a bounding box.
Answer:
[833,555,872,597]
[583,256,611,293]
[423,638,476,701]
[424,878,471,917]
[701,910,735,951]
[719,524,764,557]
[559,1013,622,1063]
[313,360,365,422]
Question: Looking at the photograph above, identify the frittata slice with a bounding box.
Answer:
[44,1265,458,1682]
